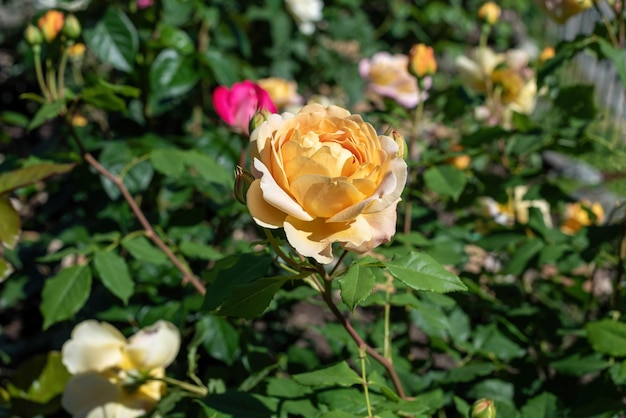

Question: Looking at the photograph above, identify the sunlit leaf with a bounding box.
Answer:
[40,265,92,329]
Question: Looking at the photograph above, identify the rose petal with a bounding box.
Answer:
[255,158,314,221]
[125,320,180,371]
[343,203,399,253]
[62,320,126,374]
[61,372,121,417]
[246,180,287,228]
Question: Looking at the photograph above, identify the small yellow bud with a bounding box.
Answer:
[540,46,555,63]
[67,42,86,59]
[38,10,65,43]
[478,2,501,25]
[24,24,43,46]
[71,114,88,127]
[470,398,496,418]
[63,14,81,39]
[234,166,255,205]
[408,44,437,78]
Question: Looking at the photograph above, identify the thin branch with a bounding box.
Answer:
[82,153,206,295]
[320,272,407,399]
[66,122,206,295]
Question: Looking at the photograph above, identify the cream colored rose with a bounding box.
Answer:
[246,104,407,264]
[61,320,181,418]
[257,77,303,110]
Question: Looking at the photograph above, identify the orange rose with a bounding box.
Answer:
[408,44,437,78]
[247,104,407,263]
[38,10,65,42]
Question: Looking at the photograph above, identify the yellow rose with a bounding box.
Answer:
[257,77,303,110]
[246,104,408,264]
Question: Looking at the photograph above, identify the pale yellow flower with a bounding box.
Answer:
[61,320,180,418]
[537,0,593,24]
[359,52,422,108]
[561,201,604,235]
[257,77,303,110]
[247,104,408,264]
[456,47,537,127]
[480,186,552,227]
[68,42,86,59]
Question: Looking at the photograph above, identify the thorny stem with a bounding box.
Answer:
[46,58,58,100]
[67,123,207,296]
[316,261,407,399]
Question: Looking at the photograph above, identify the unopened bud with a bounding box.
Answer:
[539,46,555,63]
[38,10,65,43]
[68,42,86,59]
[470,398,496,418]
[234,166,255,205]
[390,130,407,160]
[478,2,501,25]
[24,24,43,46]
[249,109,271,134]
[408,44,437,78]
[63,14,81,39]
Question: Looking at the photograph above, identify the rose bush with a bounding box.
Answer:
[246,104,407,264]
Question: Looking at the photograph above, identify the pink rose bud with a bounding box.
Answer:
[212,80,277,135]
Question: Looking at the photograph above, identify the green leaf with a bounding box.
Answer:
[338,263,376,311]
[520,392,562,418]
[179,241,222,261]
[598,38,626,90]
[93,250,135,304]
[7,352,71,403]
[40,265,92,330]
[423,164,467,201]
[586,319,626,357]
[473,323,525,362]
[0,196,20,249]
[505,238,544,276]
[27,101,64,131]
[550,352,608,376]
[385,252,467,293]
[95,78,141,97]
[292,362,361,387]
[81,87,127,112]
[202,253,273,311]
[84,8,138,72]
[197,315,240,365]
[0,163,75,195]
[0,111,29,127]
[201,49,241,86]
[121,236,168,265]
[0,257,13,282]
[182,150,233,188]
[157,25,195,54]
[150,48,198,99]
[218,276,289,318]
[150,149,186,178]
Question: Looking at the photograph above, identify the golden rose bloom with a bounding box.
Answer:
[538,0,593,24]
[257,77,303,110]
[478,2,502,25]
[247,104,408,264]
[561,200,604,235]
[408,44,437,78]
[61,320,181,418]
[38,10,65,43]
